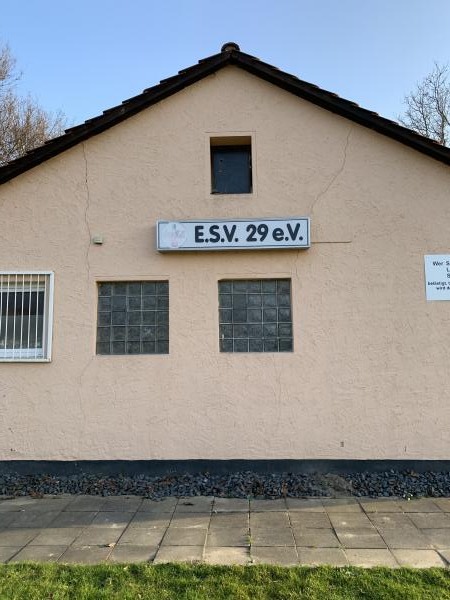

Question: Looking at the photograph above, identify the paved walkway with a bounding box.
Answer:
[0,495,450,567]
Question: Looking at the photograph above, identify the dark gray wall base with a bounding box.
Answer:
[0,459,449,476]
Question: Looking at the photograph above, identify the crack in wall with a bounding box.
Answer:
[81,143,92,283]
[79,143,94,437]
[309,128,352,218]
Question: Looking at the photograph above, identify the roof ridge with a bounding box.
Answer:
[0,45,449,184]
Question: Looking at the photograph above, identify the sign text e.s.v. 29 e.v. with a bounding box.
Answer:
[157,218,310,252]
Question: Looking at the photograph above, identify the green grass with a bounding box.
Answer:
[0,564,449,600]
[0,563,450,600]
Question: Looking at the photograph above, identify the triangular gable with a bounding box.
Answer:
[1,42,449,185]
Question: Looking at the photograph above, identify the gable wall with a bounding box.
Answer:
[0,66,449,461]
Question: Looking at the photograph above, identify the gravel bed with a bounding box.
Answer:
[1,470,450,499]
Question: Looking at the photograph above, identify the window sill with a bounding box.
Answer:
[210,192,254,199]
[0,358,51,363]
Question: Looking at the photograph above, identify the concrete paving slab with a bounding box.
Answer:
[335,528,387,549]
[101,496,143,512]
[294,528,340,548]
[65,495,106,512]
[422,528,450,549]
[437,549,450,564]
[408,512,450,529]
[0,528,39,546]
[213,498,249,512]
[130,513,171,528]
[392,549,447,568]
[60,545,112,564]
[21,498,71,512]
[3,494,450,567]
[29,527,84,546]
[401,499,442,513]
[10,545,67,563]
[0,501,20,513]
[346,549,398,568]
[139,498,178,513]
[204,547,249,565]
[251,546,298,566]
[322,499,362,513]
[210,513,249,529]
[251,499,287,511]
[118,527,167,546]
[161,527,207,546]
[207,528,250,547]
[50,511,97,528]
[250,512,290,528]
[74,527,125,546]
[378,527,432,549]
[175,497,214,513]
[9,510,60,528]
[360,499,404,513]
[289,512,331,528]
[171,514,210,529]
[153,545,203,563]
[251,527,295,547]
[0,513,20,528]
[0,498,43,510]
[433,499,450,513]
[328,513,374,529]
[285,499,325,512]
[109,545,157,563]
[90,511,133,528]
[0,547,22,563]
[368,513,415,529]
[298,548,348,566]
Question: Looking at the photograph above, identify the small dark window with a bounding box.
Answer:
[97,281,169,355]
[219,279,293,352]
[211,142,252,194]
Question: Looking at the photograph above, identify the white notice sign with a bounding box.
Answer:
[157,218,310,252]
[424,255,450,301]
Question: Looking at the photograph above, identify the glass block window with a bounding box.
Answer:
[97,281,169,355]
[219,279,293,353]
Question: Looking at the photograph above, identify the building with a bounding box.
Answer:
[1,43,450,473]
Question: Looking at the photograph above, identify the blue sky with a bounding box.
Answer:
[2,0,450,127]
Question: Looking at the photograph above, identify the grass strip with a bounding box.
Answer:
[0,563,449,600]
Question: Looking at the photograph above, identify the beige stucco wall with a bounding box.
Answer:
[0,66,449,461]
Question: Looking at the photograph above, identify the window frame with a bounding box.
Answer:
[208,134,255,197]
[96,280,170,356]
[218,278,293,353]
[0,271,54,363]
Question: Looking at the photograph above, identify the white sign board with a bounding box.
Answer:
[157,218,310,252]
[424,255,450,301]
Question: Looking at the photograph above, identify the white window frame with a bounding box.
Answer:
[0,271,54,362]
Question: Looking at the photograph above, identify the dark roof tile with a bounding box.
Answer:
[0,46,449,185]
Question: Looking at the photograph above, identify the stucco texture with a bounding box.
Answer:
[0,66,449,461]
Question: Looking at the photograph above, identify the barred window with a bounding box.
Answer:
[219,279,293,352]
[0,272,54,361]
[96,281,169,355]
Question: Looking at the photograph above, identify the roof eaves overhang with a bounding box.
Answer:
[231,51,450,167]
[0,47,449,186]
[0,51,232,185]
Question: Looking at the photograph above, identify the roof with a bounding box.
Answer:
[1,43,450,185]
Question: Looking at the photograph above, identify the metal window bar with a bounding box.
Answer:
[4,275,10,355]
[19,274,25,360]
[0,273,48,360]
[0,276,2,354]
[34,274,39,360]
[12,274,17,356]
